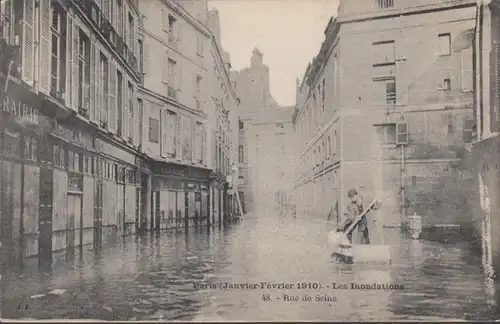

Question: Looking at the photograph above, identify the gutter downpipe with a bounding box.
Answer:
[475,0,484,141]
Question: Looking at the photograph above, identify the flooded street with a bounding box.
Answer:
[2,213,499,321]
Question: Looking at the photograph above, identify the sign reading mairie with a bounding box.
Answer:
[2,94,40,125]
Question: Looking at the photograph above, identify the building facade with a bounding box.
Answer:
[0,0,239,265]
[231,49,280,213]
[250,106,295,214]
[138,0,214,231]
[206,9,240,224]
[294,0,477,233]
[0,0,142,265]
[462,0,500,282]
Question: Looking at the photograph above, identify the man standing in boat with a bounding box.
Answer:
[341,188,371,244]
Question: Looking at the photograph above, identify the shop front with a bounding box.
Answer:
[151,163,211,231]
[95,137,140,244]
[0,76,45,265]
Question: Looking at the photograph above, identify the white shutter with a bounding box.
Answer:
[202,123,206,164]
[96,47,102,125]
[71,23,79,112]
[176,114,182,160]
[176,20,182,47]
[21,0,35,87]
[143,39,149,75]
[108,60,117,133]
[65,15,73,105]
[129,82,135,142]
[162,53,168,84]
[122,75,128,139]
[90,38,96,122]
[461,47,473,92]
[177,65,182,91]
[39,0,51,94]
[160,109,167,157]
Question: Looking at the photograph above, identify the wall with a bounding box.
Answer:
[336,5,475,226]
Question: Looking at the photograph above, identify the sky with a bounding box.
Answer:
[207,0,339,107]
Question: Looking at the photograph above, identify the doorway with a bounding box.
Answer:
[67,194,82,249]
[38,166,53,265]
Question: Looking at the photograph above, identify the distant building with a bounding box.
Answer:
[250,106,295,213]
[293,0,476,232]
[207,9,240,223]
[232,48,280,213]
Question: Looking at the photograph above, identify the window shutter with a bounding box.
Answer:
[66,15,73,105]
[177,66,182,91]
[96,48,102,125]
[176,114,182,160]
[129,83,135,143]
[162,53,168,84]
[160,109,167,157]
[461,48,473,92]
[71,23,79,112]
[396,122,408,145]
[90,38,96,122]
[161,8,167,31]
[21,0,35,87]
[39,0,51,94]
[108,60,117,133]
[143,40,149,75]
[122,74,128,139]
[176,20,182,47]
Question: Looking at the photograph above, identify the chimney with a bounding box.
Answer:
[251,48,263,67]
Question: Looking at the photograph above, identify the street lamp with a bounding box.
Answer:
[230,163,245,217]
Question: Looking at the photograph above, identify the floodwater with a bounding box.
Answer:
[1,212,499,321]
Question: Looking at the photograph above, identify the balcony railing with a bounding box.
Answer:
[72,0,138,73]
[167,86,177,100]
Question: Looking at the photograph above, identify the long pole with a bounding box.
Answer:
[235,188,244,217]
[401,145,405,223]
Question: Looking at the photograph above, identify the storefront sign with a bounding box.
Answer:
[97,138,135,165]
[186,182,199,190]
[2,86,41,126]
[52,123,94,148]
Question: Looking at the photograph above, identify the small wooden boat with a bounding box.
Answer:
[328,199,392,264]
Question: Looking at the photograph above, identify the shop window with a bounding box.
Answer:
[126,169,137,184]
[68,150,81,172]
[116,165,125,184]
[52,144,66,168]
[83,155,92,174]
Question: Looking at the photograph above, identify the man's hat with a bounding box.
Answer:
[347,188,357,198]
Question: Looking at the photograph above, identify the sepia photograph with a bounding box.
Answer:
[0,0,499,321]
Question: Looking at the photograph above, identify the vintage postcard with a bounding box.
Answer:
[0,0,498,321]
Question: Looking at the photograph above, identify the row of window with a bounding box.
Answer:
[298,131,338,180]
[48,2,139,144]
[148,111,205,164]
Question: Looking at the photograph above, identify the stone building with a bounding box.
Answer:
[462,0,500,283]
[206,9,240,223]
[250,106,295,214]
[293,0,477,232]
[231,48,280,213]
[0,0,142,264]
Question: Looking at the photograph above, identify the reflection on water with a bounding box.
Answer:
[1,215,499,321]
